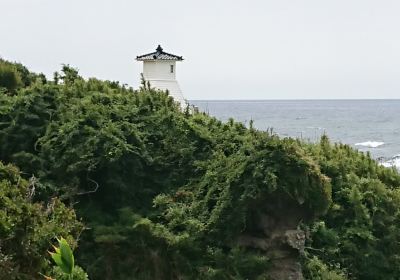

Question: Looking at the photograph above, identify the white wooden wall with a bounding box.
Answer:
[143,60,176,80]
[142,60,187,109]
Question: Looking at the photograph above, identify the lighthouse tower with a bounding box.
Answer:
[136,45,187,108]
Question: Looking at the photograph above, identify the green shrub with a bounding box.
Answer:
[0,61,22,92]
[50,265,89,280]
[1,60,400,279]
[304,256,347,280]
[0,162,83,279]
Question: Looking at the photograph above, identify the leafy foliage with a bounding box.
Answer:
[47,238,88,280]
[1,59,400,279]
[0,58,45,93]
[49,238,75,275]
[0,162,83,279]
[303,256,347,280]
[303,136,400,279]
[49,266,88,280]
[0,60,22,92]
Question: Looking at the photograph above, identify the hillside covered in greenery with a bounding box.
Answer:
[1,58,400,279]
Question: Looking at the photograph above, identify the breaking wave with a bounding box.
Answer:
[381,155,400,170]
[355,141,385,148]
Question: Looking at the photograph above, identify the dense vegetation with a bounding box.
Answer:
[1,58,400,279]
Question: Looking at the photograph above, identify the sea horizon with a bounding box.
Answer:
[190,98,400,101]
[192,99,400,170]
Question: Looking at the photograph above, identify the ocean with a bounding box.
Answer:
[191,99,400,169]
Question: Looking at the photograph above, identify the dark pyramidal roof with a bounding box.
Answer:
[136,45,183,61]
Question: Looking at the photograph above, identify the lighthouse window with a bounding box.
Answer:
[170,65,174,73]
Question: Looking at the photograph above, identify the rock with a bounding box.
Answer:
[285,230,305,254]
[268,260,304,280]
[237,235,270,251]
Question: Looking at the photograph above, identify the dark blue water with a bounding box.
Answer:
[191,100,400,163]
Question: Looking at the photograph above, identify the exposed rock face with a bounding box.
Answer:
[267,229,306,280]
[236,197,309,280]
[268,259,303,280]
[285,230,306,254]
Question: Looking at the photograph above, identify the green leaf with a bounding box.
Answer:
[50,252,71,274]
[59,237,75,274]
[50,238,75,274]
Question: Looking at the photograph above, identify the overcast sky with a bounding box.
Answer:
[1,0,400,99]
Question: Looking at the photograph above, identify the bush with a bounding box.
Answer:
[0,61,22,92]
[304,256,347,280]
[0,162,83,279]
[1,59,400,279]
[50,266,89,280]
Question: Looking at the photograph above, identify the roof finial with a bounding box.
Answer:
[136,45,183,61]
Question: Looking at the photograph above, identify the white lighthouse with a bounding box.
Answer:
[136,45,187,108]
